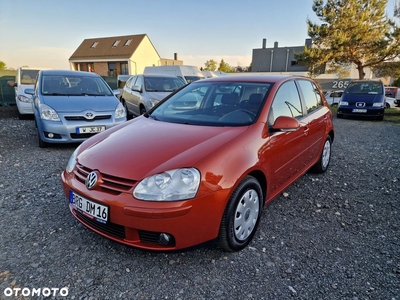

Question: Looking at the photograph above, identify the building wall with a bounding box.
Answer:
[130,35,160,74]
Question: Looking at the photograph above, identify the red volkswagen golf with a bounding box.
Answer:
[61,75,334,252]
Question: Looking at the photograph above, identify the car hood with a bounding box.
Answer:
[146,91,171,100]
[78,116,249,179]
[42,95,119,112]
[342,93,384,103]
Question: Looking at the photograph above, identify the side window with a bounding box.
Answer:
[297,80,322,114]
[127,76,137,89]
[135,76,143,89]
[269,81,303,125]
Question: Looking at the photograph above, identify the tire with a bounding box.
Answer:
[311,136,332,173]
[38,130,48,148]
[337,113,343,119]
[122,101,132,119]
[218,176,263,252]
[140,106,146,115]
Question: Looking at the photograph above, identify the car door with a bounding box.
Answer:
[296,79,329,166]
[264,80,310,196]
[129,75,144,115]
[123,76,137,114]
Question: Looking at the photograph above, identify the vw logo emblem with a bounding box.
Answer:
[86,171,98,190]
[85,112,95,119]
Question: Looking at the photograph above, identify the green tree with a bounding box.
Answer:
[0,60,6,70]
[204,59,217,71]
[295,0,400,79]
[218,59,234,73]
[392,77,400,86]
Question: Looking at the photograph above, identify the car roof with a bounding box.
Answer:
[40,70,100,77]
[141,73,182,78]
[198,74,304,83]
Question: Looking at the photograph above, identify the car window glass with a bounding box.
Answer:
[144,77,185,92]
[127,77,137,89]
[269,81,303,125]
[135,76,143,89]
[297,80,322,114]
[345,81,383,94]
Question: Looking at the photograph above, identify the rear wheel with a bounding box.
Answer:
[140,106,146,115]
[311,136,332,173]
[218,176,263,252]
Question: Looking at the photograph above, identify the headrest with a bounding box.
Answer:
[221,93,239,105]
[249,93,263,104]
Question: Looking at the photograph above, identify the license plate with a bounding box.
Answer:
[352,109,367,113]
[69,191,108,223]
[76,126,106,134]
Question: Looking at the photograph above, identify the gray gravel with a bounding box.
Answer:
[0,105,399,300]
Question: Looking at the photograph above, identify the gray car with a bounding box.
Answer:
[26,70,126,148]
[120,74,186,118]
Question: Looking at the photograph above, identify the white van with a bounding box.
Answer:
[143,65,204,84]
[8,67,44,119]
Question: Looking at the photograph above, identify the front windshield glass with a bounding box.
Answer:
[150,81,272,126]
[144,76,185,92]
[345,81,383,95]
[41,75,113,96]
[21,69,40,84]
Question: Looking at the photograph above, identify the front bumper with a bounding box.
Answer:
[61,170,230,251]
[337,106,384,117]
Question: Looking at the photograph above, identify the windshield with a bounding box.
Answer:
[41,75,114,96]
[184,76,205,83]
[144,76,185,92]
[345,82,383,95]
[21,69,40,85]
[150,81,272,126]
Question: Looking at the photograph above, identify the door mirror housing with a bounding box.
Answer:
[271,116,300,132]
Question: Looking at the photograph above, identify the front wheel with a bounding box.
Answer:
[311,136,332,173]
[218,176,263,252]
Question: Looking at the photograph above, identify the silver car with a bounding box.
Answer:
[120,74,186,117]
[26,70,126,148]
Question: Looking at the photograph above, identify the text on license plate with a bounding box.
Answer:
[69,191,108,223]
[352,109,367,113]
[76,126,106,134]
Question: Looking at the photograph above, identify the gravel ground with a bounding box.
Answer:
[0,105,399,300]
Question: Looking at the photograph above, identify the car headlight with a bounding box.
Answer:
[133,168,200,201]
[149,98,160,107]
[39,104,60,121]
[339,101,348,106]
[115,102,126,119]
[17,94,32,103]
[65,145,81,173]
[373,102,384,107]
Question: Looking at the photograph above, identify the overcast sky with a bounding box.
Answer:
[0,0,397,70]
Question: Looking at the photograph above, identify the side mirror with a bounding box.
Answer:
[272,116,300,132]
[24,88,35,95]
[113,89,121,96]
[7,80,16,87]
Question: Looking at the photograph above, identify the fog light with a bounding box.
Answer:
[159,233,171,245]
[48,133,54,138]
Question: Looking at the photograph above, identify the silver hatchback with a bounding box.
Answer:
[26,70,126,148]
[120,74,186,118]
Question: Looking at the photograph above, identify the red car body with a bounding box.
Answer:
[61,75,334,251]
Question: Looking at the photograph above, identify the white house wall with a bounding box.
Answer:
[130,36,160,75]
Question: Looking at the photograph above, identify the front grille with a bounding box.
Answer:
[139,230,176,246]
[75,163,137,195]
[75,210,126,239]
[65,115,111,121]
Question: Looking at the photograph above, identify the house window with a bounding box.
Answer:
[108,62,117,76]
[91,42,99,48]
[88,63,94,72]
[124,39,132,46]
[120,62,128,75]
[112,40,120,47]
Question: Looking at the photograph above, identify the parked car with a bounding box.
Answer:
[120,74,186,118]
[385,86,400,107]
[143,65,204,84]
[26,70,126,148]
[337,80,386,120]
[324,90,343,105]
[7,67,45,119]
[61,75,334,252]
[386,97,396,109]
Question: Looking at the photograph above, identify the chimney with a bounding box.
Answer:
[174,53,178,60]
[262,38,267,49]
[274,41,278,48]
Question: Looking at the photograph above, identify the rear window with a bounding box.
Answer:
[21,69,40,85]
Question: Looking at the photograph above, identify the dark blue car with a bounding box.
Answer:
[337,80,386,121]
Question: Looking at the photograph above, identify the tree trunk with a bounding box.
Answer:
[357,63,365,79]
